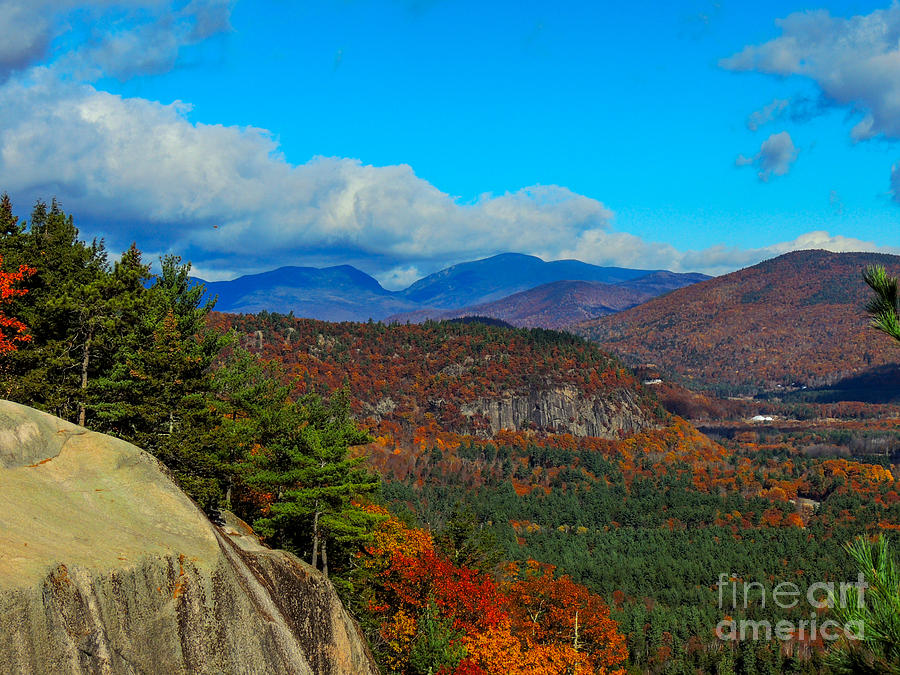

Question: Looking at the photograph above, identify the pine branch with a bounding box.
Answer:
[863,265,900,344]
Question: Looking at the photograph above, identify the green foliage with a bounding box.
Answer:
[86,253,231,511]
[864,264,900,345]
[0,194,391,636]
[828,535,900,674]
[0,199,111,419]
[434,502,504,574]
[243,387,380,576]
[408,599,467,675]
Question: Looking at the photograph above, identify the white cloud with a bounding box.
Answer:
[1,71,895,283]
[736,131,798,181]
[375,265,423,290]
[0,73,617,275]
[0,0,233,80]
[722,4,900,202]
[721,3,900,141]
[558,229,900,277]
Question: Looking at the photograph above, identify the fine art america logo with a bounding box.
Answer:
[715,573,867,642]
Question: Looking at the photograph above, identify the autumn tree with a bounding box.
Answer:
[0,254,34,355]
[505,561,628,674]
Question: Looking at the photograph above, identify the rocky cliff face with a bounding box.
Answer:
[0,400,377,675]
[460,385,658,437]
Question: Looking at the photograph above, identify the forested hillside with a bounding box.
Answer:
[212,312,665,438]
[3,195,899,674]
[370,418,899,673]
[221,308,900,674]
[385,280,654,328]
[579,250,900,395]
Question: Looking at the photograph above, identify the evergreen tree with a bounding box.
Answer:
[212,346,292,509]
[1,199,109,419]
[434,502,503,574]
[244,387,380,577]
[92,255,229,510]
[863,265,900,345]
[827,535,900,674]
[408,599,467,675]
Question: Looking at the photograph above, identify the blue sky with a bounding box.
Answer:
[1,0,899,287]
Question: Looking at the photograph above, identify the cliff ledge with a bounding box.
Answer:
[0,399,377,675]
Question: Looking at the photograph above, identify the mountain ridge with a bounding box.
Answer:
[194,252,709,324]
[386,274,705,328]
[578,249,900,395]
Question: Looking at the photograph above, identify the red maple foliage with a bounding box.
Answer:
[360,506,628,675]
[0,256,34,354]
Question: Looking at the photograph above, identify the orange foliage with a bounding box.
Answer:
[361,511,628,675]
[505,560,628,674]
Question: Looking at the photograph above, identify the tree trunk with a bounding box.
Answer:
[322,541,328,578]
[573,610,580,651]
[78,329,92,426]
[310,506,320,569]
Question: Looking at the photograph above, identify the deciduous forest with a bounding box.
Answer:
[1,196,898,674]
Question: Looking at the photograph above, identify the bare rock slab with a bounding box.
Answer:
[0,400,377,675]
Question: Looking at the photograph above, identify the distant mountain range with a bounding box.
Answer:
[195,265,420,322]
[194,253,709,325]
[577,250,900,395]
[386,272,708,328]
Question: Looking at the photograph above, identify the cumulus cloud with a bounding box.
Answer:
[0,73,617,278]
[722,4,900,142]
[558,229,900,277]
[0,0,233,81]
[736,131,798,181]
[1,71,893,283]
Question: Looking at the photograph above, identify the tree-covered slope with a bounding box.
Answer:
[578,250,900,395]
[213,313,666,438]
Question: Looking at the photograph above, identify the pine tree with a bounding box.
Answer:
[212,346,290,509]
[2,199,110,419]
[434,502,503,574]
[244,387,380,577]
[0,193,22,239]
[90,253,229,511]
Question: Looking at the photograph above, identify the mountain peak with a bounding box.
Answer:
[190,253,709,323]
